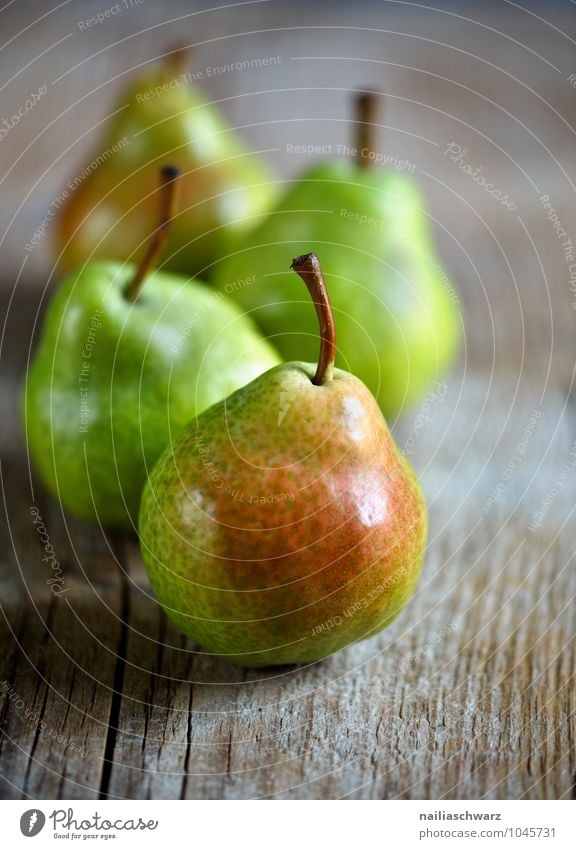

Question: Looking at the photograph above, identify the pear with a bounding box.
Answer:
[56,47,276,277]
[24,167,280,529]
[213,92,460,416]
[139,252,427,667]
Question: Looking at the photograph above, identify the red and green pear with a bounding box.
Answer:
[139,252,427,667]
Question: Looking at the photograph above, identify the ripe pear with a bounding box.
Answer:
[24,167,280,529]
[56,47,276,277]
[140,252,427,667]
[213,93,460,416]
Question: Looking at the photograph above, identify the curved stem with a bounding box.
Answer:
[125,166,180,302]
[290,253,336,385]
[355,91,380,169]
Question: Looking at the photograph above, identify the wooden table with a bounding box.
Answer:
[1,0,575,799]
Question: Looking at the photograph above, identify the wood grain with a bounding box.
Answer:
[1,0,575,800]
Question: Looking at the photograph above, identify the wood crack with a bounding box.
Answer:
[97,537,130,800]
[179,684,194,799]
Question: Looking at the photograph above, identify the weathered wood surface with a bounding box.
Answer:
[1,0,576,800]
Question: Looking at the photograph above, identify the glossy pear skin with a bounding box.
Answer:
[140,363,427,667]
[23,262,280,528]
[213,162,460,416]
[56,62,276,276]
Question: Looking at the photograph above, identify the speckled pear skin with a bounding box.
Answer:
[23,261,280,528]
[213,161,460,416]
[56,58,276,277]
[139,362,427,667]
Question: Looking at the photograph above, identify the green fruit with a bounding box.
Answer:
[56,47,276,277]
[140,252,427,667]
[213,93,460,417]
[24,168,280,528]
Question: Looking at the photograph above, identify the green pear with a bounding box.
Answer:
[56,47,276,277]
[213,93,460,416]
[24,167,280,528]
[140,252,427,667]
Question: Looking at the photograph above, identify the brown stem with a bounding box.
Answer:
[355,91,380,169]
[125,166,180,302]
[290,253,336,385]
[165,44,191,75]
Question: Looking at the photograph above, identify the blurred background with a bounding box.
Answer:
[2,0,576,379]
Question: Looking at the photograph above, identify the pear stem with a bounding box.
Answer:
[125,166,180,302]
[290,253,336,386]
[355,91,380,169]
[165,44,191,74]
